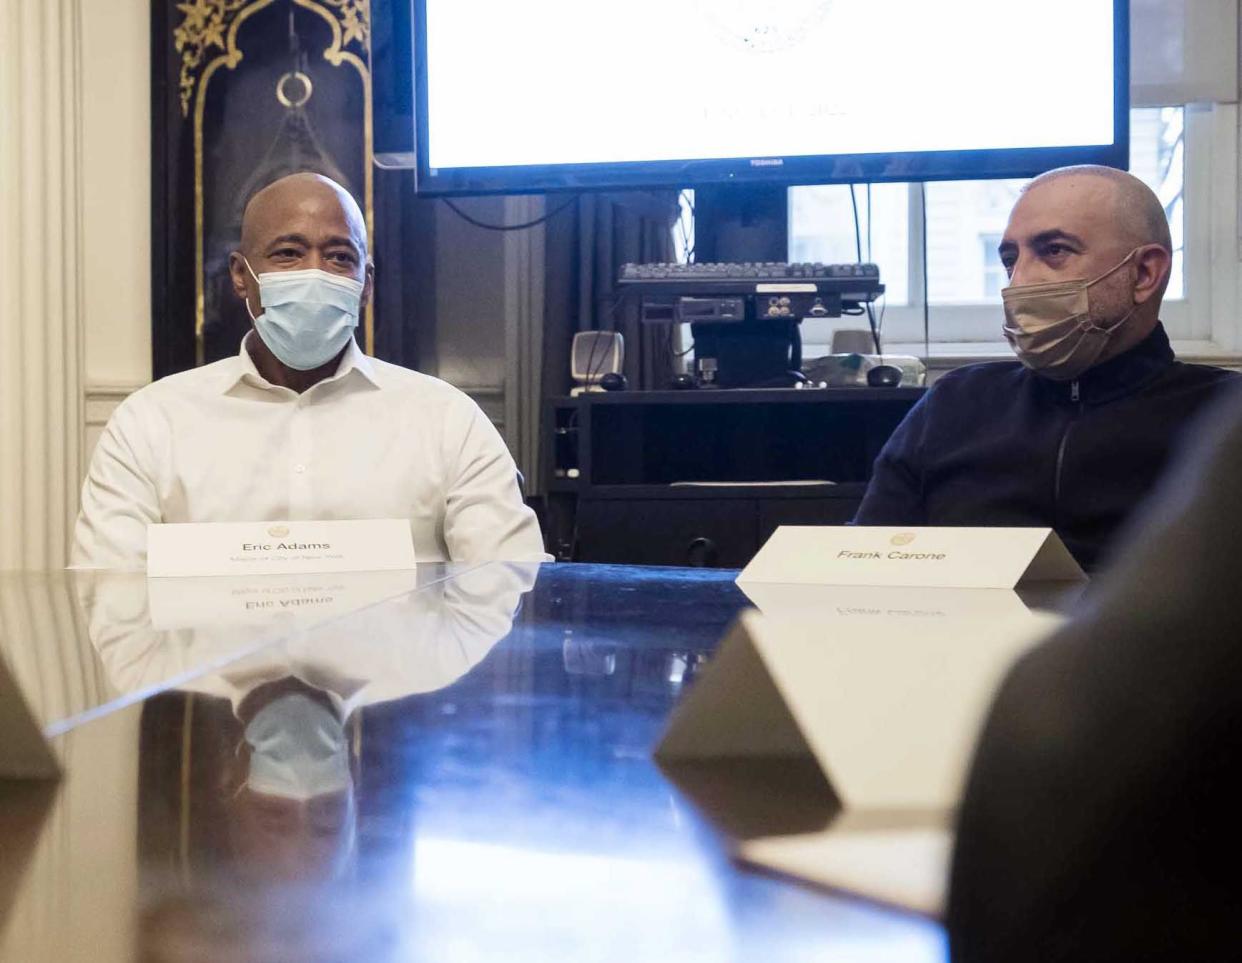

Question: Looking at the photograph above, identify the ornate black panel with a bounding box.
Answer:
[152,0,374,377]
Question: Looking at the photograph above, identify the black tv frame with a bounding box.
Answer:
[410,0,1129,197]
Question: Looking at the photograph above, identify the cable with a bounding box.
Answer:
[849,184,864,266]
[679,189,695,262]
[442,193,578,232]
[920,183,930,361]
[867,184,884,342]
[665,316,695,359]
[582,328,613,389]
[573,282,641,392]
[849,184,881,354]
[665,189,697,369]
[866,182,872,261]
[676,216,693,264]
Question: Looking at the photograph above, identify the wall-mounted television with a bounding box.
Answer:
[410,0,1129,196]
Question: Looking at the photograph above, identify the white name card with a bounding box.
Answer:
[739,525,1084,590]
[147,519,417,578]
[655,605,1062,916]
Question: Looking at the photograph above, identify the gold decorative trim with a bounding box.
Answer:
[182,0,375,363]
[174,1,250,118]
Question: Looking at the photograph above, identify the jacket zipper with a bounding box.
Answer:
[1053,380,1082,525]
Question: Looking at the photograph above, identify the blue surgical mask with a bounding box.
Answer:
[244,259,364,371]
[244,692,352,800]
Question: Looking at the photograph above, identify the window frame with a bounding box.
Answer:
[796,103,1240,359]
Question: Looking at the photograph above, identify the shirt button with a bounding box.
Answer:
[294,464,306,474]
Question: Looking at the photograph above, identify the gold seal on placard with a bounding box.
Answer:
[890,532,917,547]
[267,525,290,539]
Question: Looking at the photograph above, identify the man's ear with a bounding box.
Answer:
[228,251,251,301]
[1133,244,1171,305]
[360,258,375,310]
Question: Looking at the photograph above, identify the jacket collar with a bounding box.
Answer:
[1035,321,1175,406]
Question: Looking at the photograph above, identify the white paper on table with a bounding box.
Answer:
[655,605,1063,915]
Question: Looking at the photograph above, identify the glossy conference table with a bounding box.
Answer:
[0,562,945,962]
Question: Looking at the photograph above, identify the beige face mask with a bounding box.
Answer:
[1001,249,1140,381]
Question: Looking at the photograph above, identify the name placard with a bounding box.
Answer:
[147,519,416,578]
[655,605,1062,916]
[738,525,1084,590]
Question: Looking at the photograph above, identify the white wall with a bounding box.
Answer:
[0,0,150,567]
[1,0,85,569]
[80,0,152,455]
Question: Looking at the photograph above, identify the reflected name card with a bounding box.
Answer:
[147,519,416,578]
[146,569,424,629]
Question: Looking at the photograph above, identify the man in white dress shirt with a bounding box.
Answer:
[73,172,548,568]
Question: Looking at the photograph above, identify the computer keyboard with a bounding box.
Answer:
[621,261,880,280]
[618,261,883,299]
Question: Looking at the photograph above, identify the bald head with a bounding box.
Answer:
[1024,165,1172,254]
[240,172,368,258]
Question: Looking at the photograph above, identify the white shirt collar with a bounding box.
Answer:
[227,331,381,394]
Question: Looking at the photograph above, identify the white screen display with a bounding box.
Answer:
[423,0,1116,172]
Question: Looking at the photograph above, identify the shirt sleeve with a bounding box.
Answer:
[441,400,551,563]
[70,400,162,570]
[852,392,931,525]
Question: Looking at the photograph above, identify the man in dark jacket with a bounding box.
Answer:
[947,386,1242,962]
[854,165,1237,570]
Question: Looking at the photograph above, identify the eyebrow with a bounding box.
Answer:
[265,233,361,253]
[322,234,362,253]
[267,233,311,249]
[997,229,1085,260]
[1030,229,1085,249]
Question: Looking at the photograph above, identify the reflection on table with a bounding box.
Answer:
[1,563,947,962]
[0,564,477,734]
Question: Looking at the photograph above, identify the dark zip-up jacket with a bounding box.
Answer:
[853,323,1239,571]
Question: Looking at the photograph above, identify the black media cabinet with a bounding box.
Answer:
[544,387,924,567]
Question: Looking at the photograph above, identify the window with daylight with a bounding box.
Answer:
[979,234,1005,300]
[788,107,1189,352]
